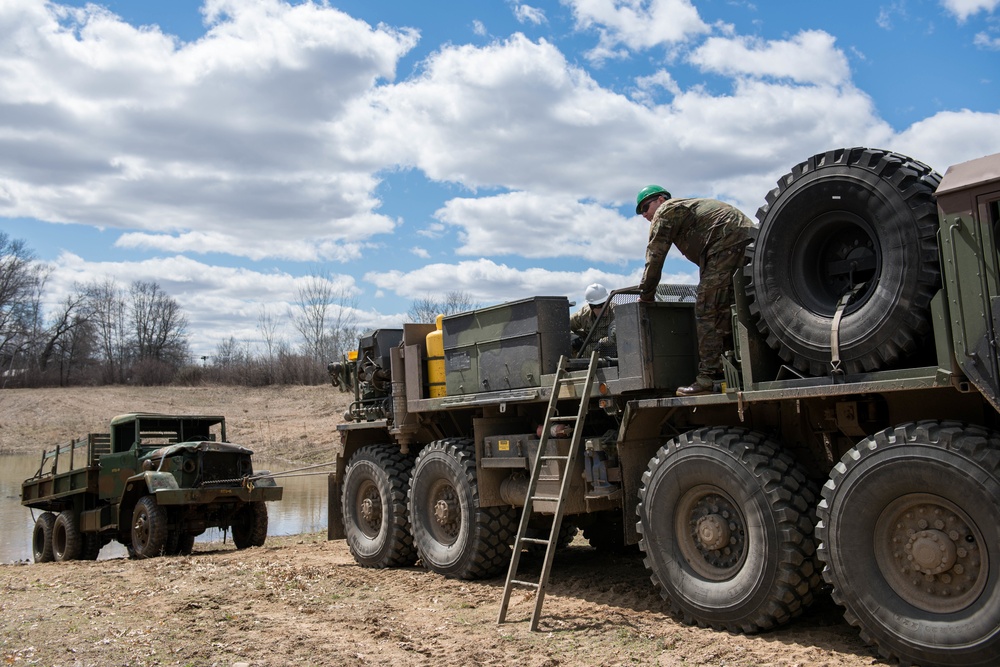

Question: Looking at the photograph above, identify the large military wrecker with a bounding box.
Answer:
[22,413,282,561]
[329,147,1000,667]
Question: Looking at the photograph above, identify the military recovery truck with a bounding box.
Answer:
[22,413,282,561]
[328,147,1000,667]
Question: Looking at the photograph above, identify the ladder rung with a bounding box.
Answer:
[519,537,548,545]
[549,416,576,422]
[511,580,539,588]
[540,454,569,461]
[530,495,558,502]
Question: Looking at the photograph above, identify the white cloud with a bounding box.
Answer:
[0,0,416,256]
[892,109,1000,172]
[688,31,851,86]
[941,0,1000,21]
[632,69,681,105]
[434,191,647,262]
[512,4,547,25]
[974,30,1000,48]
[561,0,710,61]
[364,258,644,306]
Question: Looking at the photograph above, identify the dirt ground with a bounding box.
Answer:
[0,386,885,667]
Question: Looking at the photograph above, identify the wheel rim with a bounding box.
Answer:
[354,478,382,539]
[791,211,881,316]
[425,478,460,547]
[674,484,748,580]
[874,492,988,614]
[134,508,151,548]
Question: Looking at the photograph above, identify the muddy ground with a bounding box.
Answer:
[0,386,885,666]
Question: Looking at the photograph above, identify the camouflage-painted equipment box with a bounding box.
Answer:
[442,296,571,395]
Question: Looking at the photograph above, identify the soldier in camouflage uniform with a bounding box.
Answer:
[635,186,754,396]
[570,283,616,356]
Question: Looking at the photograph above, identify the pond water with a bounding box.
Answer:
[0,454,330,563]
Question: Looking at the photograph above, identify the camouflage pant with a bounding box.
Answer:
[695,243,748,380]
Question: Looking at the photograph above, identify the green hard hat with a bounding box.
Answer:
[635,184,671,215]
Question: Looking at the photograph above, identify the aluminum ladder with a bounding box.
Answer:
[496,351,599,631]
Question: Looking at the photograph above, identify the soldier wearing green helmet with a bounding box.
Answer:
[634,185,754,396]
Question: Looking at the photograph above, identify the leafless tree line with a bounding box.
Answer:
[1,233,192,386]
[2,232,476,388]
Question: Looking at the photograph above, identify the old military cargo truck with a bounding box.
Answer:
[22,413,282,561]
[328,147,1000,667]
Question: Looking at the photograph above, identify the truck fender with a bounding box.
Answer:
[142,471,180,493]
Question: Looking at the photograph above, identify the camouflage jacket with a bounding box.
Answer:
[570,303,615,341]
[639,197,754,301]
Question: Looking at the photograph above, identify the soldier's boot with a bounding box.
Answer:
[676,375,718,397]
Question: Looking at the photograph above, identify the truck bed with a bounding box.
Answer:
[21,434,110,511]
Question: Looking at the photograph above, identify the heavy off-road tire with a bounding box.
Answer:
[32,512,56,563]
[817,421,1000,667]
[53,512,83,562]
[409,438,517,579]
[342,444,417,568]
[131,495,168,559]
[746,147,941,376]
[232,502,268,549]
[637,427,821,633]
[165,530,196,556]
[79,532,103,560]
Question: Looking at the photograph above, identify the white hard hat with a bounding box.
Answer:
[584,283,609,306]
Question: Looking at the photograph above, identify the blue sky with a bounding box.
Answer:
[2,0,999,358]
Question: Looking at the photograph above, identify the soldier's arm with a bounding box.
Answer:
[639,220,672,302]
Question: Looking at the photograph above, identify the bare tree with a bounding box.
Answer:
[406,291,478,323]
[0,233,46,377]
[82,278,130,383]
[291,272,359,363]
[37,293,90,376]
[129,280,190,365]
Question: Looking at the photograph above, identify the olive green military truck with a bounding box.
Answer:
[328,147,1000,667]
[22,413,282,561]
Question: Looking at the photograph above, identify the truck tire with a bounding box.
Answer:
[746,147,941,376]
[32,512,56,563]
[131,495,168,559]
[637,427,821,632]
[342,444,417,568]
[79,533,103,560]
[232,502,268,549]
[53,512,83,562]
[165,531,196,556]
[817,421,1000,667]
[409,438,516,579]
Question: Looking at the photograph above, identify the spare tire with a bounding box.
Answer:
[745,147,942,376]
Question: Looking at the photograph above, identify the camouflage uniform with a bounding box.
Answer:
[639,198,754,383]
[570,303,616,355]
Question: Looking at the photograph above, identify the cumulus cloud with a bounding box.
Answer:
[364,258,648,305]
[434,192,646,262]
[512,3,547,24]
[687,31,851,86]
[941,0,1000,21]
[562,0,710,60]
[0,0,416,257]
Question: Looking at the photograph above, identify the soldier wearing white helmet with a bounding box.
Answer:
[570,283,616,356]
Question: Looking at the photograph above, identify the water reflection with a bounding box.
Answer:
[0,454,329,563]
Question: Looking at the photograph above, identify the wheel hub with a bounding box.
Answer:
[357,483,382,535]
[676,486,746,580]
[433,492,458,534]
[876,494,986,613]
[696,514,731,551]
